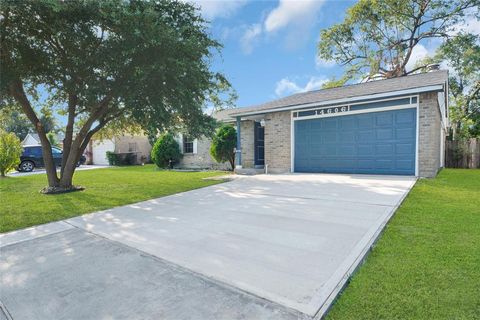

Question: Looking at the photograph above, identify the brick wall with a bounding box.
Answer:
[176,137,230,170]
[418,92,442,177]
[264,111,291,173]
[240,120,255,168]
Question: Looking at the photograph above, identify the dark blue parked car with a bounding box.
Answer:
[18,145,86,172]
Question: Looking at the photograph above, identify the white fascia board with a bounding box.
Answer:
[231,85,444,117]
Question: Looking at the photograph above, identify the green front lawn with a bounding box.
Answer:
[0,165,227,233]
[327,169,480,320]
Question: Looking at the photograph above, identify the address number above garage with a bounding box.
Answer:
[292,96,417,119]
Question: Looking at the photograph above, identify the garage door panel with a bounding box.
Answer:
[339,117,355,129]
[358,159,375,169]
[396,159,414,170]
[338,146,355,156]
[376,144,394,155]
[358,144,374,156]
[376,128,393,139]
[323,118,338,129]
[376,159,394,169]
[294,108,416,175]
[396,127,415,139]
[339,131,355,143]
[396,110,415,123]
[376,113,393,126]
[357,114,375,128]
[396,143,415,154]
[358,130,374,141]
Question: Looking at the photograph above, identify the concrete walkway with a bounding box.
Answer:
[0,174,416,319]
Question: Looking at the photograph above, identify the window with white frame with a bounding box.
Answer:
[183,136,194,154]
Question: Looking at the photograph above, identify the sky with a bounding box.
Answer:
[41,0,479,124]
[200,0,356,108]
[189,0,479,109]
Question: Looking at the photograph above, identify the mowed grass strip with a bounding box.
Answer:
[0,165,227,233]
[326,169,480,320]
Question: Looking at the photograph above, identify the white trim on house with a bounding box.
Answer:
[290,95,420,176]
[234,85,444,118]
[192,139,198,154]
[415,95,420,177]
[290,111,295,173]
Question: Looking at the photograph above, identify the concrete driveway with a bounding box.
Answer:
[0,174,416,319]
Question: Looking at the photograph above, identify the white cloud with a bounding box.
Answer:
[264,0,325,33]
[406,44,430,71]
[275,76,327,97]
[240,23,262,54]
[238,0,325,54]
[449,14,480,36]
[183,0,248,20]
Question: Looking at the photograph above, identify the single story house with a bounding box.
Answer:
[199,70,448,177]
[174,134,230,170]
[22,132,64,147]
[87,135,151,165]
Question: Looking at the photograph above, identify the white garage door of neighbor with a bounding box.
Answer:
[92,140,114,165]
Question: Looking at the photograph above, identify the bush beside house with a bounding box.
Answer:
[210,125,236,170]
[0,130,23,177]
[151,133,182,168]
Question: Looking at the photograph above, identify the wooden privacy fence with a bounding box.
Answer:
[445,139,480,169]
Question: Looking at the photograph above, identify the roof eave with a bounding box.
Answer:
[230,84,445,118]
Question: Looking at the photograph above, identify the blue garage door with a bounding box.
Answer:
[294,108,416,175]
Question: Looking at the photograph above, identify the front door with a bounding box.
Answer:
[254,121,265,166]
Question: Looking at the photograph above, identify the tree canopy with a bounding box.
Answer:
[437,34,480,138]
[318,0,479,84]
[0,0,234,191]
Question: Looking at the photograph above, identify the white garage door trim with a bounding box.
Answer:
[290,95,420,176]
[92,139,115,165]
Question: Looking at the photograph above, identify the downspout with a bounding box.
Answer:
[235,116,242,169]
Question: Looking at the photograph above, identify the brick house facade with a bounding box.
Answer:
[181,71,448,177]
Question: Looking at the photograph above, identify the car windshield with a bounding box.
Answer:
[52,147,62,154]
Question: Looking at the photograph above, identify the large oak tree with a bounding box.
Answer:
[318,0,479,83]
[0,0,233,192]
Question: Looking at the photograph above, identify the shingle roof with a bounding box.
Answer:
[227,70,448,118]
[212,108,238,122]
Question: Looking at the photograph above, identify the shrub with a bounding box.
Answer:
[0,130,23,177]
[106,151,136,165]
[106,151,120,165]
[151,132,182,168]
[210,124,236,170]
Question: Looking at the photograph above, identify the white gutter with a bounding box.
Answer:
[231,84,444,117]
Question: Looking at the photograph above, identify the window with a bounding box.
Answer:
[128,142,137,152]
[51,147,62,154]
[183,136,194,154]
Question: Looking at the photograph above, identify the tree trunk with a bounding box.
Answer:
[229,152,235,171]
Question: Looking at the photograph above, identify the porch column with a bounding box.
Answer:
[235,116,242,169]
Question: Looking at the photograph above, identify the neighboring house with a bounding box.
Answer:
[22,133,41,146]
[191,70,449,177]
[22,132,64,147]
[87,135,151,165]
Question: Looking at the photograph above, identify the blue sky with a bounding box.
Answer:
[202,0,356,108]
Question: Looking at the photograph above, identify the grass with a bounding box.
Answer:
[0,165,227,233]
[326,169,480,320]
